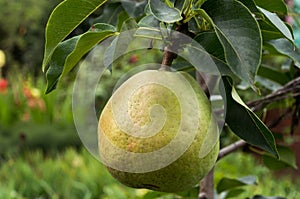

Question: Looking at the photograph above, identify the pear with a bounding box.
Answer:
[98,70,219,192]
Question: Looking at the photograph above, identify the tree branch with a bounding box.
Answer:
[247,76,300,112]
[198,169,214,199]
[217,140,247,161]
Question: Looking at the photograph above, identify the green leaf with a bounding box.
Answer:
[221,77,279,158]
[194,31,225,61]
[254,0,287,14]
[193,31,232,75]
[142,191,166,199]
[258,7,293,42]
[103,18,138,70]
[255,76,282,91]
[225,188,246,199]
[252,195,286,199]
[45,27,116,94]
[135,27,162,40]
[121,0,147,18]
[217,176,257,193]
[138,14,160,28]
[148,0,182,23]
[237,0,259,13]
[263,145,298,170]
[42,0,108,71]
[116,11,130,31]
[257,65,290,85]
[265,39,300,68]
[203,0,262,88]
[93,3,124,26]
[259,20,286,41]
[62,24,116,76]
[45,36,79,93]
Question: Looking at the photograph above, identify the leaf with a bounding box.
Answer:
[62,24,116,76]
[45,27,116,93]
[258,7,293,42]
[263,145,298,170]
[121,0,147,18]
[116,11,130,31]
[255,76,282,92]
[257,65,289,85]
[259,20,286,41]
[93,2,124,26]
[265,39,300,68]
[142,191,166,199]
[103,18,138,70]
[221,77,279,158]
[225,188,246,199]
[254,0,288,14]
[217,176,257,193]
[148,0,182,23]
[252,195,286,199]
[45,36,79,93]
[194,31,226,61]
[192,31,232,75]
[138,14,160,28]
[42,0,108,71]
[202,0,262,88]
[135,27,162,40]
[237,0,259,13]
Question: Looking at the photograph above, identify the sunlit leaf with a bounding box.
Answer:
[258,7,293,42]
[43,0,108,71]
[45,26,116,93]
[148,0,182,23]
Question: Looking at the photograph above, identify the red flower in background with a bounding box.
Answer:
[128,55,138,64]
[23,85,45,111]
[0,78,8,94]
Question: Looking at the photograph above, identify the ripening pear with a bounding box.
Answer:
[98,70,219,192]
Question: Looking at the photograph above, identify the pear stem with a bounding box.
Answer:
[159,22,194,71]
[160,46,177,71]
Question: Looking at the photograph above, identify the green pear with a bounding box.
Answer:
[98,70,219,192]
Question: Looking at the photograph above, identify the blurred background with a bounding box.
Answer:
[0,0,300,198]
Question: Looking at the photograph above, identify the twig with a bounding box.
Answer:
[217,140,247,161]
[247,76,300,112]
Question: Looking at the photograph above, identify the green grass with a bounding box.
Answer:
[0,148,299,199]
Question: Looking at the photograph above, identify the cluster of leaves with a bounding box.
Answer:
[43,0,300,163]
